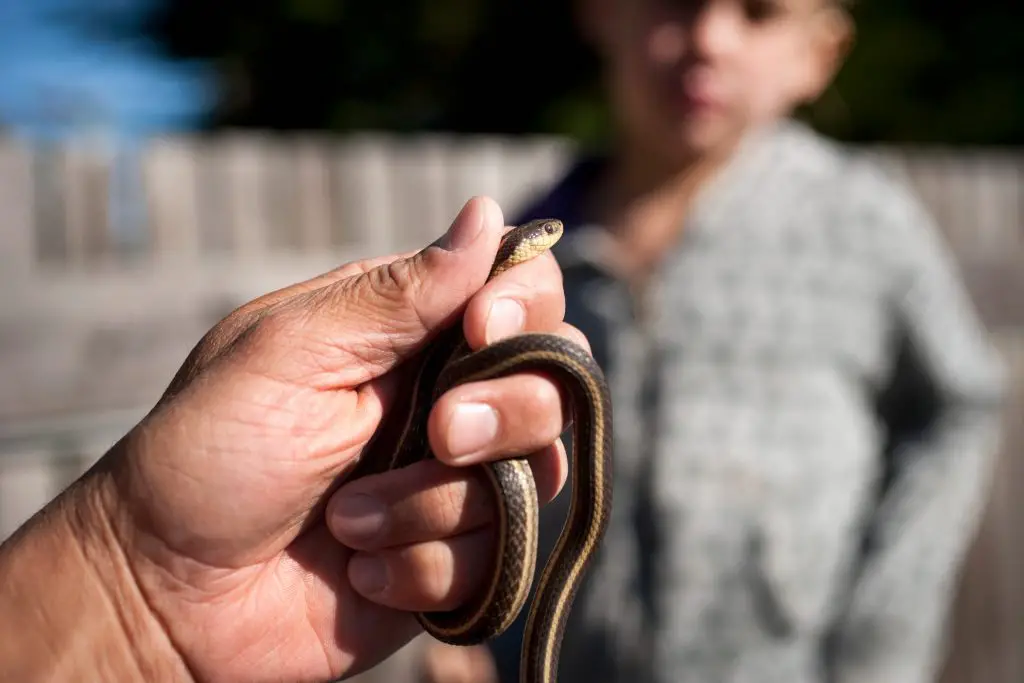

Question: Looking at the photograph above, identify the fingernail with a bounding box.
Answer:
[447,403,500,461]
[485,299,525,343]
[331,494,385,540]
[440,198,491,251]
[349,555,388,595]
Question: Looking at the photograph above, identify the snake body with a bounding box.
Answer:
[347,219,613,683]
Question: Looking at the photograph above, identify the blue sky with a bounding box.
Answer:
[0,0,215,139]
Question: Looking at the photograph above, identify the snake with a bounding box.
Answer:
[344,218,614,683]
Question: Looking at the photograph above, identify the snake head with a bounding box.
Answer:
[491,218,565,277]
[530,218,563,240]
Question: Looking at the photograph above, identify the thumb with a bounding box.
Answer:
[272,196,508,386]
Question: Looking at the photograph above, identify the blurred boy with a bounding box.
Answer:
[420,0,1007,681]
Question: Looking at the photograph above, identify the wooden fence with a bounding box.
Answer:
[0,132,1022,683]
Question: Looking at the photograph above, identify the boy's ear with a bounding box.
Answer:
[801,7,856,102]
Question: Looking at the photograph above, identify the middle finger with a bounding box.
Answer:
[327,440,565,553]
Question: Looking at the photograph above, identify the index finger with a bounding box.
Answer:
[461,238,565,350]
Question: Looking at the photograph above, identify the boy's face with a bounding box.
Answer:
[581,0,851,163]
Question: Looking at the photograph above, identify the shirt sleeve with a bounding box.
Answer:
[825,173,1010,683]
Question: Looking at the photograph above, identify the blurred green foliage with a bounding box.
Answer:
[103,0,1024,144]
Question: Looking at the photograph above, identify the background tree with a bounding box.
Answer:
[58,0,1024,145]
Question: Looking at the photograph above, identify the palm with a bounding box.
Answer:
[179,528,405,683]
[118,368,417,682]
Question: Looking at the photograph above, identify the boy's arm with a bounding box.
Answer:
[827,183,1009,683]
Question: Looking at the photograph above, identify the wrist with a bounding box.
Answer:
[0,463,192,682]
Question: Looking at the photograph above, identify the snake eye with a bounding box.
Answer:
[544,222,557,234]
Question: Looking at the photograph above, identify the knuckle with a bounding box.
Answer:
[426,479,470,534]
[368,259,427,320]
[338,257,436,346]
[523,377,564,434]
[412,542,456,602]
[247,306,303,347]
[534,375,563,410]
[541,259,565,292]
[172,306,262,381]
[561,323,591,350]
[520,250,562,285]
[220,306,325,381]
[510,271,564,310]
[231,310,306,369]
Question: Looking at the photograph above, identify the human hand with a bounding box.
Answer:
[0,197,584,683]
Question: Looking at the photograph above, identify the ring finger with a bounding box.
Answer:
[347,527,496,612]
